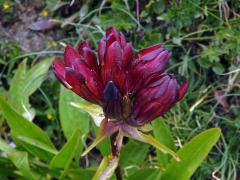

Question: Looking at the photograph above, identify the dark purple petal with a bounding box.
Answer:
[105,41,122,67]
[52,60,69,88]
[134,78,178,125]
[82,47,98,72]
[106,27,119,41]
[64,45,80,66]
[177,81,189,101]
[64,67,101,104]
[103,81,123,119]
[119,32,126,48]
[137,44,162,61]
[70,56,88,72]
[106,33,118,49]
[64,67,87,95]
[122,43,133,68]
[98,36,106,65]
[101,41,122,85]
[78,41,90,55]
[134,75,171,105]
[70,60,103,100]
[136,50,171,74]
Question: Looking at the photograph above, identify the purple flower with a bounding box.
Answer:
[53,27,188,158]
[53,27,188,126]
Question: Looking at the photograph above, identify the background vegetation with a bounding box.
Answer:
[0,0,239,179]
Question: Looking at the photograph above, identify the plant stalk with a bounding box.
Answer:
[110,132,123,180]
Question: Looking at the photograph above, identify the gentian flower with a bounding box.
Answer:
[52,27,188,160]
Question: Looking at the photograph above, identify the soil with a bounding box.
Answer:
[0,0,60,52]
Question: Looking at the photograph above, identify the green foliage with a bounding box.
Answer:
[0,138,40,179]
[0,0,239,179]
[120,140,149,167]
[166,0,201,32]
[0,96,56,161]
[152,118,176,167]
[0,40,21,66]
[49,129,82,178]
[59,86,89,139]
[161,128,221,180]
[93,123,111,156]
[98,0,136,31]
[128,168,161,180]
[8,58,53,120]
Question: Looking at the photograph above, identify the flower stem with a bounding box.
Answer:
[114,166,122,180]
[110,132,123,180]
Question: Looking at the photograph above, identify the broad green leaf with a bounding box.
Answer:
[128,168,161,180]
[0,96,56,161]
[81,133,107,157]
[152,118,176,167]
[93,123,111,156]
[122,126,180,161]
[0,138,39,179]
[120,140,149,167]
[17,136,58,155]
[24,58,53,96]
[8,58,53,121]
[8,60,29,118]
[92,156,108,180]
[59,86,89,139]
[0,164,16,177]
[81,119,119,157]
[8,151,39,179]
[0,138,13,153]
[96,137,111,157]
[138,131,180,161]
[70,101,104,126]
[93,156,119,180]
[49,129,82,179]
[161,128,221,180]
[67,168,95,180]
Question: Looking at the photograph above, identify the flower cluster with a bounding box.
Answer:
[53,27,188,127]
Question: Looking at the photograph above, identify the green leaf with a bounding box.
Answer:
[0,138,40,179]
[128,168,161,180]
[81,119,119,157]
[8,151,37,179]
[0,138,13,153]
[152,118,176,167]
[59,87,90,139]
[93,156,119,180]
[93,123,111,156]
[212,62,225,74]
[122,126,180,162]
[24,58,53,96]
[8,58,53,121]
[81,133,107,157]
[0,96,56,161]
[161,128,221,180]
[67,168,95,180]
[120,140,149,167]
[140,132,180,162]
[46,0,60,11]
[70,101,104,126]
[49,129,82,179]
[8,60,28,118]
[92,156,108,180]
[17,136,58,155]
